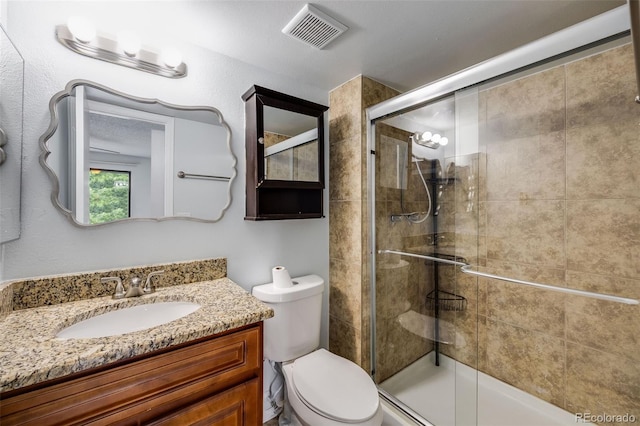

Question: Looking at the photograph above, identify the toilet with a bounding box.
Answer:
[252,274,383,426]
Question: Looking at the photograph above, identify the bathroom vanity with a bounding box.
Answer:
[1,324,262,424]
[0,266,273,425]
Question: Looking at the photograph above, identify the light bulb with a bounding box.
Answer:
[439,136,449,146]
[67,16,96,43]
[431,133,441,143]
[161,47,182,68]
[420,131,432,142]
[117,30,141,57]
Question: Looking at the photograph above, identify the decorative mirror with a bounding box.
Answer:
[0,26,25,243]
[242,85,327,220]
[40,80,236,226]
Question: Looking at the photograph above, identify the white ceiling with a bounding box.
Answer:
[113,0,626,93]
[54,0,626,93]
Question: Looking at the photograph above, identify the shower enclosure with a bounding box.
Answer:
[367,7,640,426]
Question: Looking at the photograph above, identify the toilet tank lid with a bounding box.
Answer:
[251,274,324,303]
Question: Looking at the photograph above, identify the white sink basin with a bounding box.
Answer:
[56,301,201,339]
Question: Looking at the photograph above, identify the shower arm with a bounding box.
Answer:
[378,249,639,305]
[630,0,640,104]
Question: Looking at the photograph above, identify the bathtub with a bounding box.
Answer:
[380,352,591,426]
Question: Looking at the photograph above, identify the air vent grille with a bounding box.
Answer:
[282,4,347,49]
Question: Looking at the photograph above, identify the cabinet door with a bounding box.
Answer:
[149,378,260,426]
[0,325,262,426]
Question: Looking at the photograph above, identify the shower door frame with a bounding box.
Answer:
[366,6,631,425]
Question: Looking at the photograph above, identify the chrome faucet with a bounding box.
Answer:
[124,277,144,298]
[101,270,164,299]
[101,276,125,299]
[143,270,165,294]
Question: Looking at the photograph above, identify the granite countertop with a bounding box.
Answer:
[0,277,273,393]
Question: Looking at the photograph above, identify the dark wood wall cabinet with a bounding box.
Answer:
[0,323,263,426]
[242,85,328,220]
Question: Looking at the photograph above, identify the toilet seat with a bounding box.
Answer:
[290,349,379,423]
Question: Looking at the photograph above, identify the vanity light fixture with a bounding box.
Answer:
[117,30,141,57]
[56,18,187,78]
[412,131,449,149]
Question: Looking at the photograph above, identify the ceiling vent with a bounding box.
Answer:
[282,4,348,49]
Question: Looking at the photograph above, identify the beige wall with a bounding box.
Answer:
[447,43,640,420]
[328,76,399,372]
[330,43,639,424]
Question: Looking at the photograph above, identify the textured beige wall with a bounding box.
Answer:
[328,76,399,372]
[373,122,439,381]
[330,43,639,423]
[446,43,640,420]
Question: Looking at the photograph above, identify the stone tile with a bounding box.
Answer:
[329,135,362,201]
[483,265,566,338]
[479,261,566,334]
[329,76,362,142]
[485,66,566,141]
[567,199,640,280]
[485,200,565,268]
[329,201,362,264]
[363,76,400,109]
[376,315,431,382]
[566,43,637,129]
[567,297,640,362]
[375,257,412,321]
[329,315,362,367]
[362,77,400,138]
[566,343,640,422]
[566,122,640,200]
[329,258,362,329]
[566,270,640,300]
[481,318,565,406]
[440,298,479,368]
[485,130,566,201]
[477,200,487,262]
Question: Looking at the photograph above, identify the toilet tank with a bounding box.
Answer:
[252,274,324,362]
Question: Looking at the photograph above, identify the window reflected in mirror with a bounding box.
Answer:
[40,80,236,226]
[89,169,131,224]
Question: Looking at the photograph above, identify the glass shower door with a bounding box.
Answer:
[372,89,480,426]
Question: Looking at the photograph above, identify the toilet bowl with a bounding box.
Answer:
[252,274,382,426]
[282,349,383,426]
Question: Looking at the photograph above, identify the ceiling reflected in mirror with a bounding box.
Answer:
[40,80,236,226]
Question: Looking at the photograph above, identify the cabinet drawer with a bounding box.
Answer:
[149,377,260,426]
[1,324,262,425]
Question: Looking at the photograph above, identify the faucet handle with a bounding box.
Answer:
[143,270,165,294]
[102,276,125,299]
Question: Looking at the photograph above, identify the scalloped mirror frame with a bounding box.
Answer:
[39,79,237,227]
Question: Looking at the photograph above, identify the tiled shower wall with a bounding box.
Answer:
[329,43,638,422]
[446,43,640,420]
[373,123,440,381]
[328,76,399,372]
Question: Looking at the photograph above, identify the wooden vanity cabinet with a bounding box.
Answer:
[0,323,263,425]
